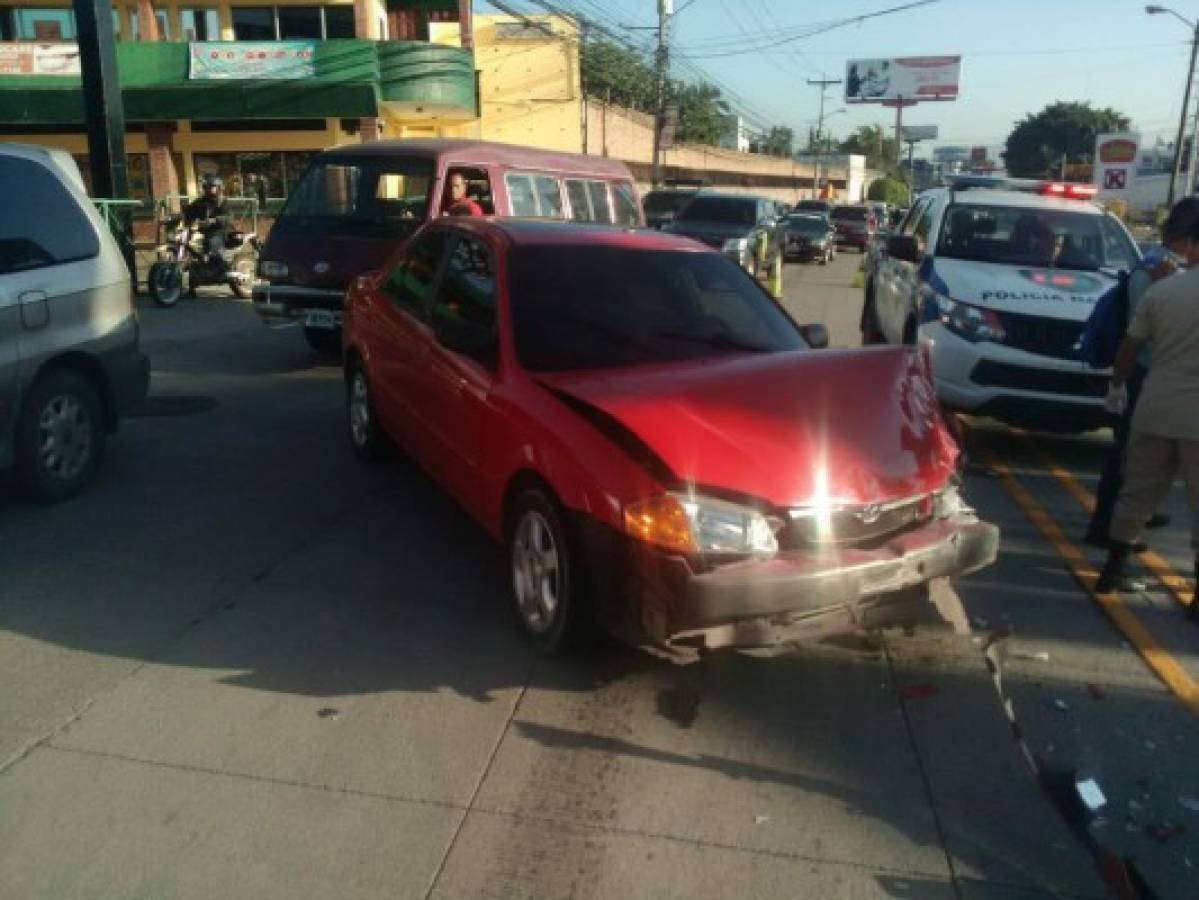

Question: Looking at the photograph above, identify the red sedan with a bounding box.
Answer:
[343,219,998,653]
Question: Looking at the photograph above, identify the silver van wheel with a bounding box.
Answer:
[39,393,92,481]
[16,369,106,503]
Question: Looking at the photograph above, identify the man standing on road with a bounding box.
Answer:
[1085,198,1199,549]
[1095,216,1199,608]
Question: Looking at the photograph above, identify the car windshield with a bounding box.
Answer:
[511,246,805,372]
[786,216,828,234]
[278,158,434,238]
[675,196,757,225]
[643,191,696,215]
[936,203,1138,271]
[831,207,869,221]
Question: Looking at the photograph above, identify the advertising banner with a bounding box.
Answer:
[901,125,939,141]
[189,41,316,80]
[1093,132,1140,198]
[0,42,81,76]
[846,56,961,103]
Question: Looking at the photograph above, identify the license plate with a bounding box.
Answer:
[304,310,339,329]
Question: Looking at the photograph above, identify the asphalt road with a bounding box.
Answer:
[1,256,1197,899]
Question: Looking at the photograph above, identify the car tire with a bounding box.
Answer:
[15,368,106,503]
[507,487,584,654]
[304,326,342,358]
[860,290,886,345]
[345,362,388,463]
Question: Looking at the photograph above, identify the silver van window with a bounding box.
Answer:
[0,156,98,275]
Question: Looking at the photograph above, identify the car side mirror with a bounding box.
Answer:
[799,323,829,349]
[886,234,922,264]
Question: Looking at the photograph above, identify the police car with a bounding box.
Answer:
[861,177,1139,431]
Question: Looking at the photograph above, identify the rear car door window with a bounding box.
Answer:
[0,156,98,275]
[432,236,498,367]
[505,174,539,217]
[534,176,564,218]
[566,179,615,223]
[383,229,449,318]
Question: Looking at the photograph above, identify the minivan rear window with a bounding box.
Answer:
[0,156,98,275]
[279,158,434,237]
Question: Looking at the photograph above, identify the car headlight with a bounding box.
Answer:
[624,493,780,556]
[925,290,1005,343]
[721,237,748,255]
[260,260,288,278]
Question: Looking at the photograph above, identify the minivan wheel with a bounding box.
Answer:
[304,326,342,358]
[16,369,106,503]
[507,488,582,654]
[148,261,183,307]
[346,363,387,462]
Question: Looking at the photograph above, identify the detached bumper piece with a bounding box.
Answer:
[666,516,998,649]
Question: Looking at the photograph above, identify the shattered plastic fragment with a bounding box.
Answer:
[1013,650,1050,662]
[1076,778,1107,813]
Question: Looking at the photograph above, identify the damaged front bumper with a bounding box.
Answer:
[636,515,998,650]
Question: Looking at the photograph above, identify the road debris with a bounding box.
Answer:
[1179,797,1199,813]
[1012,650,1050,662]
[1053,698,1071,712]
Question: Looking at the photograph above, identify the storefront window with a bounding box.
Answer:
[232,7,276,40]
[127,7,171,40]
[15,8,76,40]
[278,6,322,39]
[181,8,220,41]
[325,6,355,38]
[72,153,184,202]
[193,151,321,203]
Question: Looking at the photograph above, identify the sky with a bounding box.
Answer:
[492,0,1197,158]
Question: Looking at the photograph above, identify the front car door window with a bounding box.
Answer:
[383,229,449,318]
[431,236,498,368]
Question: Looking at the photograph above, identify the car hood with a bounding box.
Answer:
[930,258,1115,321]
[665,220,753,241]
[538,347,958,509]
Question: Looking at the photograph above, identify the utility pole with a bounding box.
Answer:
[1169,19,1199,205]
[74,0,132,273]
[651,0,673,187]
[807,76,842,199]
[1187,68,1199,195]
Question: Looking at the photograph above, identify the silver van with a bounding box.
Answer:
[0,144,149,501]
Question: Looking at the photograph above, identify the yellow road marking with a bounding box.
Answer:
[1018,433,1195,610]
[983,450,1199,715]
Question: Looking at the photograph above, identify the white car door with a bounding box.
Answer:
[875,197,930,343]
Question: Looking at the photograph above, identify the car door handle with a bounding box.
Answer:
[19,290,47,304]
[18,290,48,329]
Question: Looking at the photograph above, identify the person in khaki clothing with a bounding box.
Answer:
[1096,219,1199,608]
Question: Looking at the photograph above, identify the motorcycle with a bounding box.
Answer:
[147,215,260,307]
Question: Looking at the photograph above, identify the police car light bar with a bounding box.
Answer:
[1038,182,1098,200]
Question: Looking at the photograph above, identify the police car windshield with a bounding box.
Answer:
[936,203,1138,272]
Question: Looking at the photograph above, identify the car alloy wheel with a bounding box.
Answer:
[512,509,561,635]
[39,392,92,482]
[345,364,387,462]
[17,369,105,502]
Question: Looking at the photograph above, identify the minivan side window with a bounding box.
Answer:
[566,179,615,223]
[0,156,99,276]
[383,229,449,317]
[504,173,565,218]
[432,236,498,368]
[612,182,640,226]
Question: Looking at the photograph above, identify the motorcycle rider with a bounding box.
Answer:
[184,174,230,264]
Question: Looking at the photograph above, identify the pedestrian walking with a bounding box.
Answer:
[1095,213,1199,609]
[1085,198,1199,548]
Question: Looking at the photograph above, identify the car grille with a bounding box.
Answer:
[971,359,1109,398]
[780,496,933,548]
[995,311,1085,361]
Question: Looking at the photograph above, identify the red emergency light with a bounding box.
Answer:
[1038,182,1098,200]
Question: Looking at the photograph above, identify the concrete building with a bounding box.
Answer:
[0,0,480,204]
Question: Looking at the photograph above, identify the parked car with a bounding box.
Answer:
[254,139,643,355]
[0,143,149,501]
[861,178,1139,432]
[783,213,836,264]
[830,204,878,252]
[642,181,703,229]
[343,218,998,653]
[663,193,785,275]
[792,199,834,215]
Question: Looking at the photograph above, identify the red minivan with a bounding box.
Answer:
[253,139,642,354]
[343,217,998,654]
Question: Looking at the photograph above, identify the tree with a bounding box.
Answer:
[867,177,909,206]
[838,125,898,170]
[804,129,839,154]
[760,126,794,157]
[1002,101,1130,178]
[582,40,656,113]
[672,81,731,146]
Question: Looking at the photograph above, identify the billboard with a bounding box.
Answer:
[189,41,316,80]
[901,125,938,142]
[0,42,80,75]
[1093,132,1140,197]
[846,56,961,103]
[932,145,970,163]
